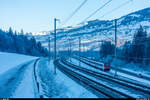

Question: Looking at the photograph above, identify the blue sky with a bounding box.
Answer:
[0,0,150,33]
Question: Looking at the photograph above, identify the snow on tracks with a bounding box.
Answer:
[59,59,150,98]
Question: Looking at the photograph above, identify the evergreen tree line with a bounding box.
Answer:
[100,41,115,58]
[100,25,150,65]
[0,27,49,57]
[122,25,150,65]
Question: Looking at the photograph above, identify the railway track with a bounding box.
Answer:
[33,58,43,98]
[61,59,150,98]
[73,55,150,89]
[54,59,137,98]
[74,55,150,80]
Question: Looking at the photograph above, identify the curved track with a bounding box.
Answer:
[73,55,150,89]
[63,59,150,97]
[54,59,146,98]
[74,55,150,80]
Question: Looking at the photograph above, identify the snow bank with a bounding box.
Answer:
[0,52,39,98]
[0,52,37,75]
[12,60,39,98]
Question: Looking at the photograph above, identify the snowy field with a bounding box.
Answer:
[0,52,37,75]
[0,52,39,98]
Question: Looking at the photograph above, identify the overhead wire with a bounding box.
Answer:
[99,0,133,18]
[58,0,134,55]
[62,0,114,47]
[99,0,134,43]
[80,0,113,24]
[83,0,133,43]
[58,0,88,52]
[59,0,88,28]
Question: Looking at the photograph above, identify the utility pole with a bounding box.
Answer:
[143,42,147,69]
[54,18,59,74]
[83,43,85,56]
[69,38,72,62]
[98,40,103,61]
[48,35,51,63]
[114,19,117,77]
[68,45,70,60]
[79,37,81,67]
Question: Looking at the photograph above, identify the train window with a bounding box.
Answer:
[105,63,110,67]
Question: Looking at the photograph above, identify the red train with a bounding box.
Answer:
[99,62,111,71]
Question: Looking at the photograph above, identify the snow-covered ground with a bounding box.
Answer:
[108,57,150,74]
[69,57,150,86]
[0,52,97,98]
[59,60,147,98]
[79,55,150,80]
[0,52,39,98]
[1,51,150,98]
[12,60,39,98]
[37,58,97,98]
[105,56,150,82]
[0,52,37,75]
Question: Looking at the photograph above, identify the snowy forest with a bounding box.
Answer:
[100,25,150,66]
[0,28,49,57]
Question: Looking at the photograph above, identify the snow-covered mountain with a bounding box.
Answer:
[33,7,150,51]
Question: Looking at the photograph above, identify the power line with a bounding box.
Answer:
[61,0,135,54]
[69,0,132,44]
[97,0,134,44]
[61,0,133,29]
[96,0,136,48]
[80,0,113,23]
[60,0,88,27]
[62,0,133,40]
[60,0,88,52]
[99,0,133,18]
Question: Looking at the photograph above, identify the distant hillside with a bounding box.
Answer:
[34,7,150,51]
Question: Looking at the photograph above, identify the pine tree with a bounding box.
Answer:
[131,25,147,64]
[145,36,150,65]
[8,27,13,36]
[20,29,24,35]
[100,41,115,58]
[122,41,132,62]
[0,28,48,57]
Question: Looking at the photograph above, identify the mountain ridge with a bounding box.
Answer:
[33,7,150,51]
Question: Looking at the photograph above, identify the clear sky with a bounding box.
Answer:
[0,0,150,33]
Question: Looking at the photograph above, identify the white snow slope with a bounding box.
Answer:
[0,52,37,75]
[0,52,39,98]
